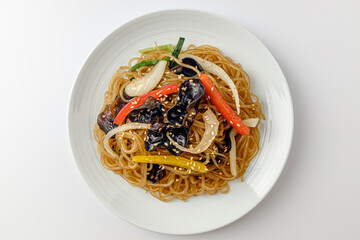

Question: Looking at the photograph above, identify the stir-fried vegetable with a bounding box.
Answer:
[166,79,205,128]
[242,118,260,127]
[145,122,188,156]
[130,59,161,72]
[229,128,238,176]
[147,163,166,184]
[103,123,151,158]
[138,44,174,53]
[97,96,127,134]
[132,155,208,173]
[168,37,185,69]
[199,74,249,135]
[130,37,185,72]
[167,109,219,154]
[127,97,165,123]
[179,53,241,114]
[114,84,179,125]
[170,57,204,77]
[126,60,167,96]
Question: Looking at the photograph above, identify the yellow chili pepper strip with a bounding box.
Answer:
[132,155,208,173]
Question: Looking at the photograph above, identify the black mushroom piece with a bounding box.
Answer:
[144,122,188,156]
[128,96,165,123]
[170,57,204,77]
[166,79,205,128]
[97,96,127,134]
[147,163,166,184]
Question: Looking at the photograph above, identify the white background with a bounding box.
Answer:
[1,0,359,239]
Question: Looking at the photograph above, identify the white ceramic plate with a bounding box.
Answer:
[68,10,293,235]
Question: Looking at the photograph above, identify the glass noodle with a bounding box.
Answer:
[94,44,264,201]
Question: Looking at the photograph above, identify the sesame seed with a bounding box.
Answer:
[211,87,214,91]
[230,121,233,124]
[237,124,240,127]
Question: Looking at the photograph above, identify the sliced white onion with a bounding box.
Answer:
[242,118,260,128]
[125,60,167,96]
[103,123,151,158]
[167,109,219,154]
[179,53,241,114]
[229,128,238,177]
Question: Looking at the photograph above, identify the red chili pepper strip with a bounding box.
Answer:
[199,74,249,135]
[113,84,179,125]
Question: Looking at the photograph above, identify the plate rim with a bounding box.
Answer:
[67,9,294,235]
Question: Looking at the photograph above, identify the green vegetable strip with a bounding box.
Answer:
[169,37,185,69]
[168,44,174,53]
[130,59,161,72]
[138,44,174,53]
[130,38,184,72]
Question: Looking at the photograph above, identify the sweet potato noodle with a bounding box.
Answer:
[94,44,265,201]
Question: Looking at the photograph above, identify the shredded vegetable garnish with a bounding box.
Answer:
[242,118,260,128]
[114,84,179,125]
[168,37,185,69]
[103,123,151,158]
[199,74,249,135]
[180,53,241,114]
[126,60,167,96]
[130,59,161,72]
[167,109,219,154]
[132,155,208,173]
